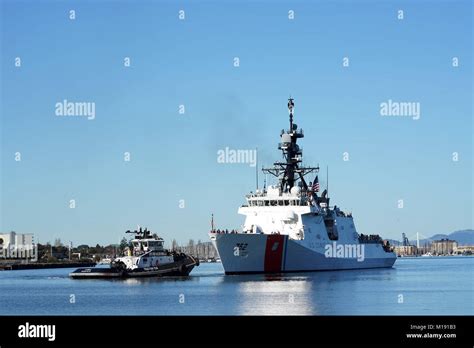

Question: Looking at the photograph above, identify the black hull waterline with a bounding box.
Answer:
[69,258,198,279]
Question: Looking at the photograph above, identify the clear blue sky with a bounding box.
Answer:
[1,0,472,246]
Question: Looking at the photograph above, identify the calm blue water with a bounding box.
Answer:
[0,257,472,315]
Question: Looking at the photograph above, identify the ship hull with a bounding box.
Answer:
[211,233,396,274]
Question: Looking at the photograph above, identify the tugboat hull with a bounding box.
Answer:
[69,257,198,279]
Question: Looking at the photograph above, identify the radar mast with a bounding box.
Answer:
[262,98,319,191]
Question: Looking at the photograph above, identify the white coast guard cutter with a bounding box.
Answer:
[210,98,396,274]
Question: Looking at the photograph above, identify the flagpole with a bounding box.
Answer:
[326,165,329,197]
[256,147,258,190]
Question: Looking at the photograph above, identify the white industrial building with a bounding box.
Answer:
[0,231,36,259]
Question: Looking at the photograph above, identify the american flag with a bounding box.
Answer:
[312,176,320,192]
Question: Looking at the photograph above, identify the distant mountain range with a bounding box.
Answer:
[387,229,474,246]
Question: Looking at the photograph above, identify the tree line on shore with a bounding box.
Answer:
[33,238,218,263]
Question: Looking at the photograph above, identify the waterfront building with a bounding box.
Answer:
[394,245,417,256]
[431,239,458,255]
[455,245,474,255]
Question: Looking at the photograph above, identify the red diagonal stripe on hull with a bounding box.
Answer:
[264,235,285,273]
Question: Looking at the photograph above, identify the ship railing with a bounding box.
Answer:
[209,229,240,234]
[246,192,266,198]
[245,198,305,207]
[358,234,383,244]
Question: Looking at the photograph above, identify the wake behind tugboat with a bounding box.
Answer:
[70,228,199,279]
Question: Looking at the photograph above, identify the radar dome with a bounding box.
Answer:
[281,133,291,144]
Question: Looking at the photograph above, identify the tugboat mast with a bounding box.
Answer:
[263,98,319,191]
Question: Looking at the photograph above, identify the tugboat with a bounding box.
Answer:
[210,98,396,274]
[70,228,199,279]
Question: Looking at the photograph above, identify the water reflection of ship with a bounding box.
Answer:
[217,268,396,315]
